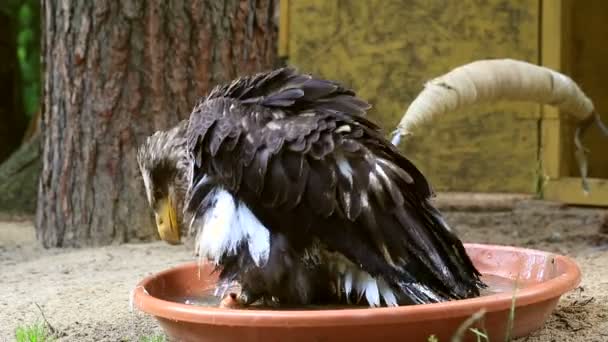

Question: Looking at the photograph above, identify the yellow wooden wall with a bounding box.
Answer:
[286,0,541,193]
[540,0,608,206]
[569,1,608,179]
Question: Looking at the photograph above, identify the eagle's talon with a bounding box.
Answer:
[262,296,280,308]
[219,292,242,309]
[237,289,261,306]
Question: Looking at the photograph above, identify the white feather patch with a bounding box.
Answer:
[360,190,370,209]
[368,172,382,193]
[356,273,380,307]
[336,154,353,186]
[236,203,270,267]
[325,251,398,307]
[335,125,352,133]
[378,278,398,306]
[343,272,353,298]
[266,121,281,130]
[195,190,237,263]
[193,188,270,267]
[412,283,443,303]
[374,163,391,187]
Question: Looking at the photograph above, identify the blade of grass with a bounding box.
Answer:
[469,327,489,342]
[140,334,166,342]
[14,322,53,342]
[504,274,520,342]
[34,302,57,336]
[451,308,487,342]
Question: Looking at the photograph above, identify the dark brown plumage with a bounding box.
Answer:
[181,68,485,306]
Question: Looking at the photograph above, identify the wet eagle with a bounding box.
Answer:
[137,68,484,307]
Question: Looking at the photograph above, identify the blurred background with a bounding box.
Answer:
[0,0,40,215]
[0,0,606,243]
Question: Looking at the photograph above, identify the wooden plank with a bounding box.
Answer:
[539,0,607,207]
[544,178,608,207]
[569,1,608,179]
[541,117,562,180]
[540,0,565,179]
[432,192,534,212]
[278,0,290,58]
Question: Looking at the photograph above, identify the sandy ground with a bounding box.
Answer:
[1,198,607,341]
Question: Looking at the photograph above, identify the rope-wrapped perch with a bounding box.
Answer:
[391,58,608,193]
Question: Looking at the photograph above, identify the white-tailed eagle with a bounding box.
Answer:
[137,68,484,308]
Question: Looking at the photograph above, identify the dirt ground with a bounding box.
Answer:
[1,197,607,342]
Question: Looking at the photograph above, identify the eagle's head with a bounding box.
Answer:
[137,120,190,244]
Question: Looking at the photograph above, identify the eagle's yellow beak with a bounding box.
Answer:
[155,197,181,245]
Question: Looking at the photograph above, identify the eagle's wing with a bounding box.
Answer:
[186,68,482,304]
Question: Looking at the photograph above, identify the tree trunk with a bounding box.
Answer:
[37,1,278,247]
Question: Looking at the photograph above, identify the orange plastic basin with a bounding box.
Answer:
[132,243,581,342]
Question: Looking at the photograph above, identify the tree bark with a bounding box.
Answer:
[37,0,278,247]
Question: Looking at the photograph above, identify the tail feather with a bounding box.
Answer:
[333,139,485,303]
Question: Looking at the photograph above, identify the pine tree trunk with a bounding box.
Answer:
[37,0,278,247]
